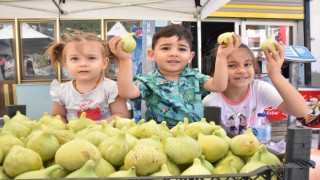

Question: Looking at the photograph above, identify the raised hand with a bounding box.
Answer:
[108,36,132,61]
[216,33,242,58]
[263,41,285,78]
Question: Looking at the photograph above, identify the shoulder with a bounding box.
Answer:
[182,68,210,80]
[251,79,275,92]
[134,69,160,86]
[202,92,222,106]
[102,77,117,86]
[182,68,201,76]
[101,77,118,95]
[50,79,72,91]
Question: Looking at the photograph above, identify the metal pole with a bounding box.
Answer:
[195,6,202,73]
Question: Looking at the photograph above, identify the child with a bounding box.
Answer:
[202,41,308,134]
[46,33,129,123]
[109,25,241,126]
[25,60,35,77]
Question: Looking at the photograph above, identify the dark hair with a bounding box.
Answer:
[152,25,193,50]
[210,43,261,76]
[26,60,33,68]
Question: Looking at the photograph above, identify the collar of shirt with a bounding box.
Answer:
[153,68,198,86]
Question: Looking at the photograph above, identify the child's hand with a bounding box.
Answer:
[109,36,132,61]
[216,33,242,58]
[263,41,285,78]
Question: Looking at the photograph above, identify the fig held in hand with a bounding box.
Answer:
[260,37,277,51]
[121,32,137,52]
[217,32,234,46]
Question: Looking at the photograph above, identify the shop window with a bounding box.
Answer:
[105,20,141,79]
[244,24,294,77]
[0,22,16,81]
[20,22,55,80]
[60,20,101,80]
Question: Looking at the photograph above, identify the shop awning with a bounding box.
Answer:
[0,0,230,21]
[0,0,231,72]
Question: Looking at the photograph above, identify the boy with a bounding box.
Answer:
[109,25,240,126]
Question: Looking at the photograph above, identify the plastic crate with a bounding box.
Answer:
[50,159,314,180]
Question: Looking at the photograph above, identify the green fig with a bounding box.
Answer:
[150,164,173,176]
[3,145,43,178]
[260,37,277,51]
[0,148,3,164]
[0,166,9,179]
[108,166,137,177]
[217,32,234,46]
[15,164,64,179]
[121,32,137,52]
[213,156,238,174]
[66,160,98,178]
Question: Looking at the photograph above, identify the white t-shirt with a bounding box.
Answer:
[202,80,283,133]
[50,77,118,121]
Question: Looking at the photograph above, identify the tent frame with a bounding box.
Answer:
[0,0,231,73]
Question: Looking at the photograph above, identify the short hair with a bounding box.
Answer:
[152,25,193,50]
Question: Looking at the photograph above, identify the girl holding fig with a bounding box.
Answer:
[46,33,129,123]
[202,39,308,134]
[109,25,240,126]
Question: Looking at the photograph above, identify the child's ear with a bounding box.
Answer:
[103,57,109,69]
[188,51,195,63]
[147,49,156,62]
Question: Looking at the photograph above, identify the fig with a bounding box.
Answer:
[260,37,277,51]
[121,32,137,52]
[217,32,234,46]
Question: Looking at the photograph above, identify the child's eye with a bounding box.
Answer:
[228,64,236,68]
[88,56,96,61]
[70,57,78,61]
[161,47,170,50]
[244,63,252,67]
[179,48,188,51]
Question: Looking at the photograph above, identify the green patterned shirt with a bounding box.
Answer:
[131,68,210,126]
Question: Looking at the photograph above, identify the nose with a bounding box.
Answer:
[236,66,246,73]
[169,49,178,57]
[79,59,88,66]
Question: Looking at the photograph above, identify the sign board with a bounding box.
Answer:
[284,46,317,63]
[297,87,320,129]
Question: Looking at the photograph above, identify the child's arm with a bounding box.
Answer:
[109,36,141,99]
[203,33,241,92]
[106,95,129,122]
[51,101,68,124]
[264,41,308,118]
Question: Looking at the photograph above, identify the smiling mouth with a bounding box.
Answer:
[167,60,180,63]
[235,77,248,80]
[78,70,89,73]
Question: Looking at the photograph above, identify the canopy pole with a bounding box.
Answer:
[196,7,202,73]
[52,0,65,14]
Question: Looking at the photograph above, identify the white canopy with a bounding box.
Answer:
[108,21,129,36]
[0,0,229,21]
[0,24,51,39]
[0,0,231,72]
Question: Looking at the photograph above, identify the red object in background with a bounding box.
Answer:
[278,26,287,44]
[297,87,320,128]
[263,107,288,121]
[262,87,320,127]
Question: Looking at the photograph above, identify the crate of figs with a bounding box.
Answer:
[0,112,315,180]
